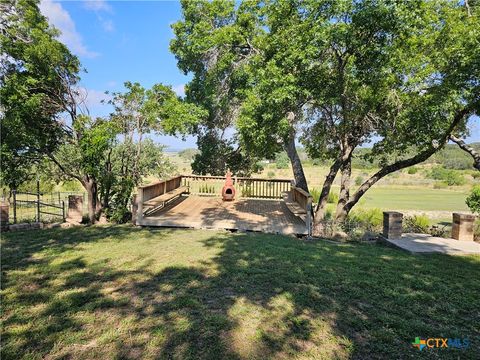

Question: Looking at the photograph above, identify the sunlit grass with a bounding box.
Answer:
[2,225,479,359]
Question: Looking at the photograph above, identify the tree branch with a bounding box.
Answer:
[343,107,473,214]
[450,135,480,170]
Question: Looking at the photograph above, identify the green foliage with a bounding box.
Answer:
[403,215,430,234]
[429,143,480,170]
[171,0,261,175]
[62,180,81,192]
[347,208,383,232]
[309,188,320,203]
[466,185,480,214]
[407,167,418,175]
[471,171,480,179]
[0,0,81,189]
[355,176,364,186]
[327,192,339,204]
[267,171,275,179]
[275,152,289,169]
[427,166,466,186]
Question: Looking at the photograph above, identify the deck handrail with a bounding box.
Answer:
[181,174,292,199]
[291,186,313,237]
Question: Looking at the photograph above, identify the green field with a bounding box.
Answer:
[2,226,479,359]
[355,186,469,211]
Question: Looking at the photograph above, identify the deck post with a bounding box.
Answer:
[306,197,312,238]
[136,187,144,226]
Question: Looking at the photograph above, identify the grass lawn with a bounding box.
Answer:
[356,186,469,211]
[2,226,479,359]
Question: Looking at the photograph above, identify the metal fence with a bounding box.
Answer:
[2,189,87,224]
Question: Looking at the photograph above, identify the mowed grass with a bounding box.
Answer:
[356,186,469,211]
[1,226,479,359]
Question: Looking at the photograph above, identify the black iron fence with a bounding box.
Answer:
[2,189,86,224]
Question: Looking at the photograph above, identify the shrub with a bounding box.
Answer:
[308,189,338,204]
[403,214,430,233]
[309,188,320,203]
[407,167,418,175]
[275,152,289,169]
[433,182,448,189]
[311,158,323,166]
[355,176,364,186]
[327,192,339,204]
[472,171,480,179]
[466,185,480,214]
[267,171,276,179]
[347,208,383,232]
[428,166,465,186]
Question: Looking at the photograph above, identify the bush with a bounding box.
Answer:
[407,167,418,175]
[403,214,430,233]
[309,188,320,203]
[355,176,364,186]
[267,171,276,179]
[466,185,480,214]
[311,158,324,166]
[308,189,338,204]
[472,171,480,180]
[428,166,466,186]
[433,182,448,189]
[327,192,339,204]
[347,208,383,232]
[275,152,289,169]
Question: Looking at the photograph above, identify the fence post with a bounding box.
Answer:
[13,190,17,224]
[62,200,65,222]
[36,180,41,222]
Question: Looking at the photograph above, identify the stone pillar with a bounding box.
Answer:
[0,201,9,229]
[383,211,403,239]
[451,213,476,241]
[67,195,83,223]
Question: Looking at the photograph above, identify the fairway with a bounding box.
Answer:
[358,186,469,211]
[2,226,479,359]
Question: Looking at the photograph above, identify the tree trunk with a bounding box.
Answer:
[84,178,99,224]
[335,155,352,222]
[312,158,342,235]
[284,127,309,192]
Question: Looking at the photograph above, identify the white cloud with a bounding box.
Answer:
[83,1,115,33]
[101,18,114,32]
[39,0,98,58]
[173,84,185,97]
[81,88,112,109]
[83,0,112,13]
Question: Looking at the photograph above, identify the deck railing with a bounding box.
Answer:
[136,175,312,236]
[140,176,183,203]
[291,186,313,237]
[181,175,291,199]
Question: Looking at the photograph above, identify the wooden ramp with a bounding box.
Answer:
[140,195,307,235]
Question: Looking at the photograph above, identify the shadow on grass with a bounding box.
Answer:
[1,226,480,359]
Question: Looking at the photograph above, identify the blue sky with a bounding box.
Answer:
[40,0,479,150]
[39,0,195,150]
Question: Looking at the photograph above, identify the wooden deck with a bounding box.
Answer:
[140,195,308,235]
